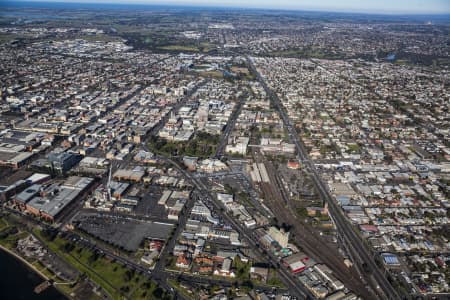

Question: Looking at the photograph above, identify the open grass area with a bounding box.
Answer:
[347,143,361,153]
[34,229,169,300]
[268,47,345,60]
[168,279,194,299]
[433,58,450,66]
[0,227,29,249]
[266,269,285,288]
[233,256,251,281]
[0,33,19,43]
[158,42,215,53]
[158,45,199,52]
[198,70,224,78]
[148,132,220,158]
[0,218,8,231]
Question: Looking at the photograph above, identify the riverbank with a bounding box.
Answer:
[0,245,66,300]
[0,243,50,281]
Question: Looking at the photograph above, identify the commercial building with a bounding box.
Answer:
[25,176,94,222]
[0,151,35,169]
[48,152,82,175]
[268,226,290,248]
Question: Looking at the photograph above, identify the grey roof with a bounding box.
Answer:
[27,177,93,217]
[16,184,42,204]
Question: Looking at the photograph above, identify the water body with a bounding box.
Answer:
[0,249,66,300]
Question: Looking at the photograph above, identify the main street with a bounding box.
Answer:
[247,56,400,300]
[214,91,247,158]
[158,155,316,299]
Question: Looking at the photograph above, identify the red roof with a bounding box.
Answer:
[360,225,379,233]
[287,161,301,169]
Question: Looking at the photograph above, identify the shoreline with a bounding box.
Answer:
[0,243,50,282]
[0,242,72,300]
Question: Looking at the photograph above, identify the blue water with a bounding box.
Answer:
[0,249,66,300]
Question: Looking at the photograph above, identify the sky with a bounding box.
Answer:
[11,0,450,14]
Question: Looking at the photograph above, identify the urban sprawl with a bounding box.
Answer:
[0,6,449,300]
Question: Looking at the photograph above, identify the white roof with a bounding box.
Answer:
[26,173,50,183]
[289,261,305,271]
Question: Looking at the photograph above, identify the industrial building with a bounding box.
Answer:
[25,176,94,222]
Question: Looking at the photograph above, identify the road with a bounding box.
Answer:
[158,156,316,299]
[64,230,188,299]
[167,271,288,294]
[146,79,207,138]
[203,171,274,219]
[151,187,197,299]
[247,56,400,300]
[3,194,188,299]
[214,91,247,158]
[252,151,371,297]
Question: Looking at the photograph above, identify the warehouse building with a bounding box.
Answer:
[25,176,94,222]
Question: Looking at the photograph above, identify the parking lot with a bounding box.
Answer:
[133,185,167,218]
[75,213,173,252]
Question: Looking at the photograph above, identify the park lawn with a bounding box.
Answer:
[0,33,19,43]
[35,229,161,300]
[266,269,285,288]
[168,279,194,299]
[159,45,199,52]
[164,255,179,272]
[88,255,132,289]
[0,230,29,249]
[32,260,56,280]
[34,230,120,299]
[0,218,8,231]
[199,42,216,53]
[129,278,165,300]
[347,143,361,153]
[198,70,223,78]
[148,132,220,158]
[65,247,135,299]
[233,256,251,281]
[231,66,250,75]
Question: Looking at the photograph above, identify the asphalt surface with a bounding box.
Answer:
[247,56,400,300]
[3,51,399,299]
[159,156,316,299]
[214,92,247,158]
[253,151,371,298]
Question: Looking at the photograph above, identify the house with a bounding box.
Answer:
[250,266,269,283]
[287,160,301,169]
[176,254,191,269]
[214,257,235,278]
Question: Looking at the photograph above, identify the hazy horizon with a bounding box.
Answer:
[4,0,450,15]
